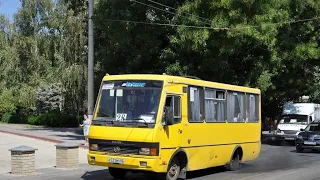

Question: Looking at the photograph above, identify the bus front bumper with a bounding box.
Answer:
[87,152,167,173]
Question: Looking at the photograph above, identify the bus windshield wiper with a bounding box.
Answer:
[94,118,114,124]
[131,118,148,126]
[97,112,113,118]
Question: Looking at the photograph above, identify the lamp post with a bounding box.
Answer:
[88,0,94,120]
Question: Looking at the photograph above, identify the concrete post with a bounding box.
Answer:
[9,145,38,175]
[55,142,80,169]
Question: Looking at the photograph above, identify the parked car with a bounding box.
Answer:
[295,121,320,152]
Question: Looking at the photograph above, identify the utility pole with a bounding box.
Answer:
[88,0,94,120]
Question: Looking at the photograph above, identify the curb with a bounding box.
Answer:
[0,129,88,149]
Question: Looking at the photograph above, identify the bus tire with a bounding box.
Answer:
[226,147,242,171]
[108,167,127,179]
[165,157,181,180]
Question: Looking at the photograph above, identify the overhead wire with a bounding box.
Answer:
[91,17,217,29]
[91,16,320,31]
[130,0,212,26]
[145,0,212,25]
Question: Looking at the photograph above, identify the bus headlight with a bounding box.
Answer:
[89,144,98,151]
[139,148,157,156]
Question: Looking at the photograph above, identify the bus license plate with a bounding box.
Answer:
[108,158,124,164]
[304,141,316,145]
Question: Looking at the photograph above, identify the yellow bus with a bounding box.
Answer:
[87,74,261,180]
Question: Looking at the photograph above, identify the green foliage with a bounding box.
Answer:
[92,0,320,119]
[1,112,12,122]
[1,112,27,124]
[27,115,39,125]
[0,88,17,114]
[0,0,87,116]
[1,0,320,121]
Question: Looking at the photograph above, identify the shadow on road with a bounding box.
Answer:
[262,138,295,147]
[186,166,227,179]
[81,169,152,180]
[53,134,84,141]
[290,149,320,154]
[79,166,238,180]
[22,127,83,135]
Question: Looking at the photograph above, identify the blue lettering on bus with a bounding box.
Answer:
[124,82,146,87]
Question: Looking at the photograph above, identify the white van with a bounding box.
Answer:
[274,103,320,141]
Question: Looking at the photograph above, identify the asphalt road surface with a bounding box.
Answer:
[4,142,320,180]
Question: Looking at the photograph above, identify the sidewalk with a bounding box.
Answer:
[0,124,86,147]
[2,164,107,180]
[0,132,90,176]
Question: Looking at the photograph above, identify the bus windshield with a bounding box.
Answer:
[95,80,163,125]
[280,114,308,124]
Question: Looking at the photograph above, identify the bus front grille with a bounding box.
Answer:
[89,138,159,156]
[98,145,139,155]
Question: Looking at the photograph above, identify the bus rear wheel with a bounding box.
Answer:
[226,152,241,171]
[108,167,127,179]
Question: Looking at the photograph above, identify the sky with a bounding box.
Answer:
[0,0,21,20]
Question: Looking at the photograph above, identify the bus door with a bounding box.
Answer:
[160,86,186,149]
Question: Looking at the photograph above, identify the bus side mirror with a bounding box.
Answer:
[163,107,174,126]
[300,128,305,131]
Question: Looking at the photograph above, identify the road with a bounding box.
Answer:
[4,141,320,180]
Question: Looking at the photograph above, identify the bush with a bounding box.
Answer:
[1,112,12,122]
[9,106,29,124]
[63,114,81,127]
[8,115,24,124]
[27,115,40,125]
[27,113,80,127]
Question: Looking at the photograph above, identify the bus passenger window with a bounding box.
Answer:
[205,89,216,122]
[246,94,259,122]
[188,87,204,122]
[227,92,245,122]
[216,91,226,122]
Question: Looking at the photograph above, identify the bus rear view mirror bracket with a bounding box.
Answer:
[300,128,305,131]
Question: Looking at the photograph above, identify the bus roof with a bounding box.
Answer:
[102,74,260,94]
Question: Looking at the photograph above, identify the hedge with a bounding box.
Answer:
[2,112,81,127]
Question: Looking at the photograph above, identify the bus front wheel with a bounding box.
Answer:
[166,158,181,180]
[108,167,127,179]
[157,158,181,180]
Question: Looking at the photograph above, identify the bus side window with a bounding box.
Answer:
[246,94,259,122]
[163,96,181,124]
